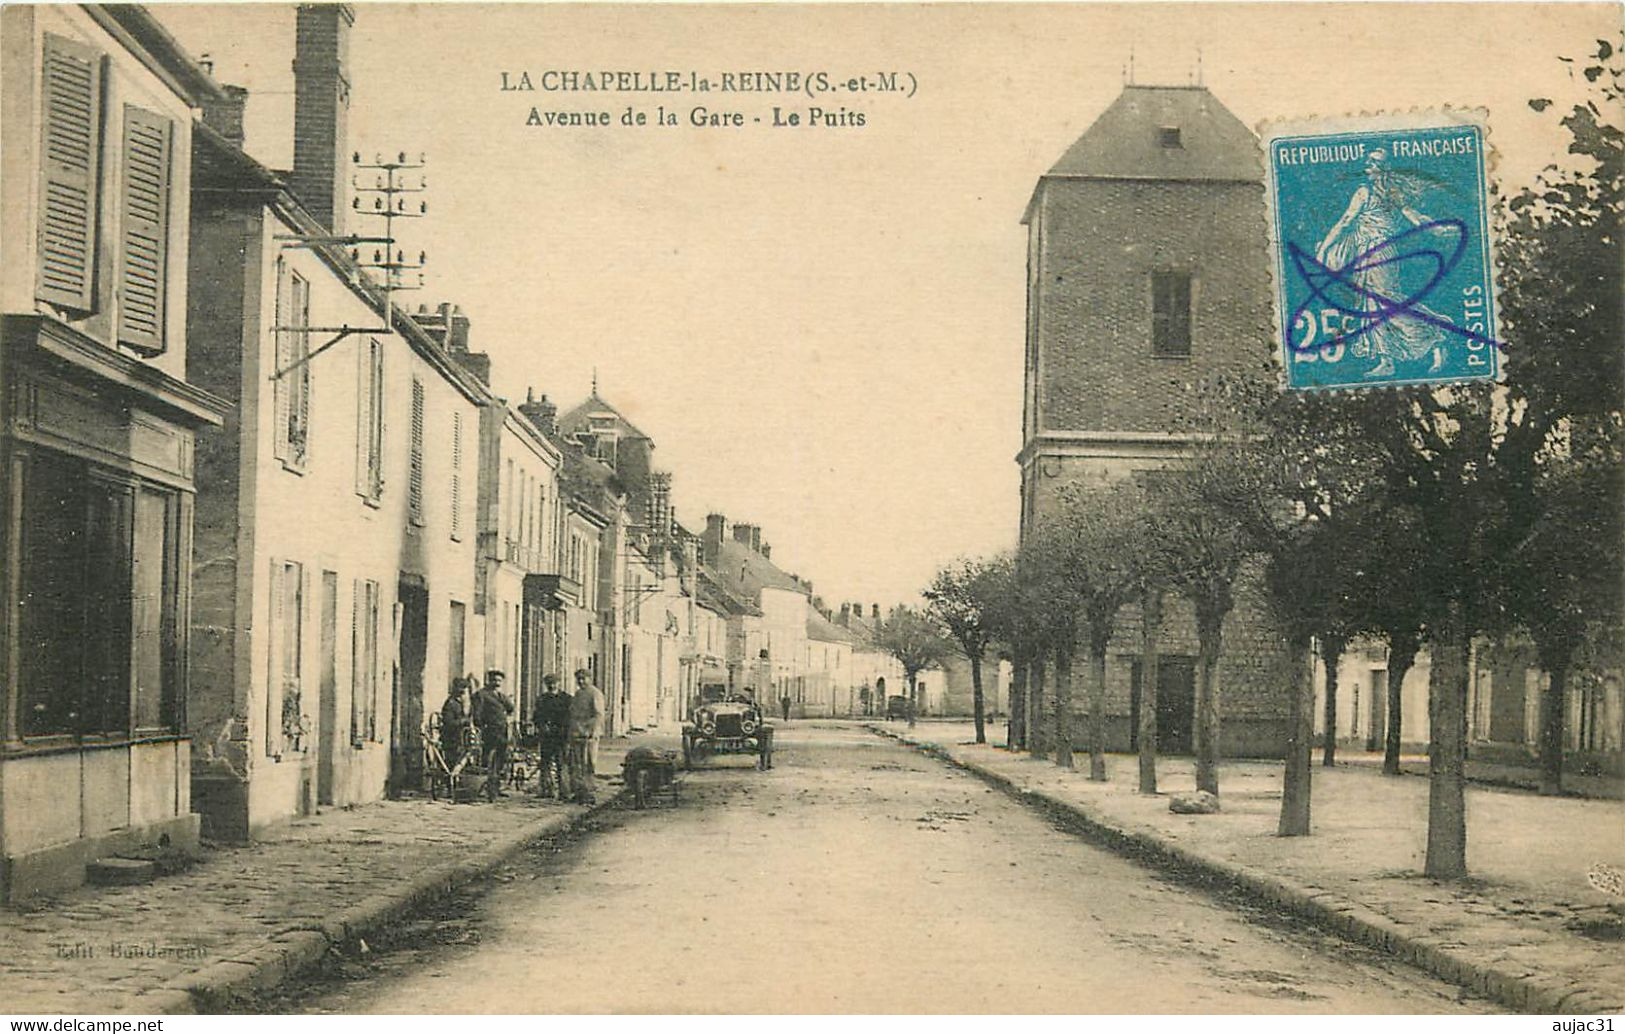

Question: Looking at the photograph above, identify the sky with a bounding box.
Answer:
[156,1,1617,609]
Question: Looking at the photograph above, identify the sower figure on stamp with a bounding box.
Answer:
[473,670,514,800]
[440,677,472,772]
[536,673,571,799]
[1315,148,1453,378]
[567,668,604,804]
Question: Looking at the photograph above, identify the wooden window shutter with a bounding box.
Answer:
[450,411,463,540]
[36,34,103,312]
[273,259,291,461]
[267,559,285,756]
[116,105,172,354]
[350,579,363,747]
[408,378,425,524]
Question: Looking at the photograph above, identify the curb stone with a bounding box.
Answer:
[148,790,629,1013]
[869,724,1623,1016]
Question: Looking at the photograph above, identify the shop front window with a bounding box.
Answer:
[13,453,178,741]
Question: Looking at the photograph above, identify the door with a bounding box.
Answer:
[393,580,429,793]
[317,571,339,805]
[1156,658,1197,754]
[1130,657,1197,754]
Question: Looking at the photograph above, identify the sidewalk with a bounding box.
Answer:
[0,735,654,1014]
[874,721,1625,1015]
[1335,749,1624,801]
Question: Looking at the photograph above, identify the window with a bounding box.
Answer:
[408,378,425,525]
[1151,272,1193,357]
[351,579,380,745]
[273,260,312,468]
[14,454,181,740]
[36,34,103,313]
[356,337,384,502]
[450,411,464,541]
[116,105,173,354]
[1159,126,1182,149]
[267,560,305,757]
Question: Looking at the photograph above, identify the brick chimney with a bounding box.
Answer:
[202,83,248,147]
[760,543,771,561]
[291,3,354,233]
[411,302,490,384]
[732,523,756,549]
[518,389,558,436]
[872,604,881,621]
[703,514,727,566]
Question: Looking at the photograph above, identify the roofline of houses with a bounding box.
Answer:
[191,123,494,410]
[93,5,227,106]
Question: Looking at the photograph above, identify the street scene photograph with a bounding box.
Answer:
[0,0,1621,1019]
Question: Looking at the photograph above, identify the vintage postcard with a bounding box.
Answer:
[0,0,1620,1019]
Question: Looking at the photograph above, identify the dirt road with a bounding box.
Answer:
[283,723,1491,1013]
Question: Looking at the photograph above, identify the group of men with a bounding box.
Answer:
[438,668,605,804]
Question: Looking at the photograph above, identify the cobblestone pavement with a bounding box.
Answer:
[0,737,646,1013]
[891,720,1625,1008]
[275,722,1488,1014]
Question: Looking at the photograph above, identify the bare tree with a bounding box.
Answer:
[873,606,955,729]
[924,557,1003,744]
[1050,481,1147,781]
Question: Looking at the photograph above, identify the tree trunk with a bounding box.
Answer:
[1424,602,1470,879]
[1009,663,1028,750]
[1053,646,1075,769]
[1193,599,1224,797]
[1137,589,1161,795]
[1538,658,1570,796]
[1321,634,1346,767]
[1028,660,1047,760]
[1383,629,1419,775]
[907,670,918,729]
[1278,629,1315,836]
[1088,640,1108,781]
[970,653,987,745]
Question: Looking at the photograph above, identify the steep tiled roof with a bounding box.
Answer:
[807,609,856,644]
[697,565,761,618]
[558,392,652,442]
[711,538,806,603]
[1025,86,1260,224]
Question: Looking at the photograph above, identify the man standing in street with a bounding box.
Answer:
[440,677,471,771]
[473,670,514,800]
[780,693,792,723]
[536,673,571,799]
[568,668,604,804]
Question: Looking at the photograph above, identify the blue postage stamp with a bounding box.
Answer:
[1263,113,1500,391]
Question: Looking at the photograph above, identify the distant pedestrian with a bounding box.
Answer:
[473,670,514,800]
[536,673,571,799]
[568,668,605,804]
[439,677,471,770]
[780,694,792,722]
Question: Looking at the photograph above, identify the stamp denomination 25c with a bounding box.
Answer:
[1263,112,1500,391]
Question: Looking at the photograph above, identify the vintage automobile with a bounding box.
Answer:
[683,689,773,770]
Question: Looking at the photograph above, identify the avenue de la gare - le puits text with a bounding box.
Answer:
[501,68,919,129]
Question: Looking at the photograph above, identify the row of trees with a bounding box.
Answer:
[895,46,1621,880]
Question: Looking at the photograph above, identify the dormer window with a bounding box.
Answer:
[1159,126,1183,149]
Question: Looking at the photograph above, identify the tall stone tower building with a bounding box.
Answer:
[1018,85,1290,757]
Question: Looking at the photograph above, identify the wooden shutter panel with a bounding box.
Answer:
[409,379,425,524]
[273,260,291,462]
[450,412,463,539]
[351,579,363,747]
[117,106,172,353]
[36,34,103,311]
[267,560,285,756]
